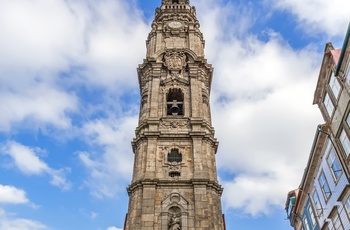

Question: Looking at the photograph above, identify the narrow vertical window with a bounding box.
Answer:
[344,194,350,218]
[308,205,317,227]
[346,112,350,127]
[329,73,341,99]
[331,210,344,230]
[319,171,332,201]
[303,216,311,230]
[339,129,350,157]
[327,147,342,180]
[287,196,296,217]
[324,93,334,117]
[312,190,323,216]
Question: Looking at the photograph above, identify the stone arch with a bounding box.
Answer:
[161,84,189,117]
[167,88,184,116]
[161,193,189,230]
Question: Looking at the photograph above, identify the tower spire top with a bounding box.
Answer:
[162,0,190,5]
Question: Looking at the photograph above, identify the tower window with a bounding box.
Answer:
[172,0,179,4]
[167,88,184,115]
[168,148,182,162]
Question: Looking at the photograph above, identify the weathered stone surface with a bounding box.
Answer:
[125,0,224,229]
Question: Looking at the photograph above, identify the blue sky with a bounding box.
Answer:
[0,0,349,229]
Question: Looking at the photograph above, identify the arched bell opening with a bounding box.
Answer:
[167,88,184,116]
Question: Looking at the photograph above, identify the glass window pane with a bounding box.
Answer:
[313,190,323,215]
[308,205,317,227]
[332,212,344,230]
[339,129,350,157]
[346,113,350,127]
[327,148,342,180]
[345,194,350,216]
[319,172,331,200]
[303,217,310,230]
[329,73,341,99]
[324,93,334,117]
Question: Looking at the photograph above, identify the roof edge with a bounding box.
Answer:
[335,22,350,76]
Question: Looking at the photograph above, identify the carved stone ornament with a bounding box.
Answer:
[168,161,181,173]
[160,119,189,129]
[164,51,186,71]
[168,21,183,29]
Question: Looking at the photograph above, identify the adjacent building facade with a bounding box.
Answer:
[286,25,350,230]
[124,0,225,229]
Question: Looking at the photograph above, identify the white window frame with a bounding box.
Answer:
[308,205,317,227]
[312,190,323,216]
[346,112,350,127]
[344,194,350,220]
[324,93,334,117]
[331,210,344,230]
[329,73,341,99]
[303,216,311,230]
[319,171,332,201]
[327,147,342,181]
[339,129,350,158]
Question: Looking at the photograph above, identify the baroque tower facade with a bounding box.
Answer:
[125,0,225,229]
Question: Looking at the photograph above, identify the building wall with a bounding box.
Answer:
[286,27,350,230]
[311,140,349,229]
[302,199,320,230]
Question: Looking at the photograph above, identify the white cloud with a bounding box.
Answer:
[82,0,149,88]
[0,0,85,71]
[0,0,148,88]
[271,0,350,37]
[0,84,78,132]
[49,168,72,191]
[193,0,323,216]
[0,0,149,134]
[0,185,29,205]
[2,141,49,175]
[78,115,137,199]
[106,227,122,230]
[1,141,71,191]
[0,0,81,132]
[90,212,98,220]
[222,175,287,216]
[0,209,48,230]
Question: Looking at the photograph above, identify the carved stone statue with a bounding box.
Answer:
[169,214,181,230]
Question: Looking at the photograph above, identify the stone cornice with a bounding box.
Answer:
[127,178,223,195]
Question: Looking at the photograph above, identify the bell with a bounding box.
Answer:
[169,101,181,115]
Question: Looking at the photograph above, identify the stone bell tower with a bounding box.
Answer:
[124,0,225,229]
